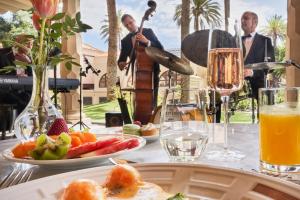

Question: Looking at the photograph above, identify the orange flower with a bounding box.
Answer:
[31,0,59,19]
[32,12,51,30]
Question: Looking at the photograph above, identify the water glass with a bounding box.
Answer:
[160,88,209,162]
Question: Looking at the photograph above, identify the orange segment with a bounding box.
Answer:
[12,141,36,158]
[82,132,97,143]
[71,135,82,148]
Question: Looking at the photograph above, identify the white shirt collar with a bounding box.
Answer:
[244,32,256,39]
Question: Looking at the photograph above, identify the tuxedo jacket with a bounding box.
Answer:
[243,33,275,99]
[118,28,163,84]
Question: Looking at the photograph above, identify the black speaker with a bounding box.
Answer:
[105,112,123,127]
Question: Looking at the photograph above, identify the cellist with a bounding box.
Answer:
[117,14,163,108]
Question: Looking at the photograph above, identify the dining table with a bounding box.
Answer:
[0,123,263,185]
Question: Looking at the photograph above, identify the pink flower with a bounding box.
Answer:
[31,0,59,19]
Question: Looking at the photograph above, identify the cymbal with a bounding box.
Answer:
[145,47,194,75]
[244,62,291,70]
[181,30,235,67]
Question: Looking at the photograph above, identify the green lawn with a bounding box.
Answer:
[83,100,121,123]
[222,111,254,123]
[84,101,254,124]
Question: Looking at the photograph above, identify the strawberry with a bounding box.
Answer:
[47,118,69,136]
[133,121,142,127]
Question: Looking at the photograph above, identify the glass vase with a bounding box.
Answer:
[14,66,62,140]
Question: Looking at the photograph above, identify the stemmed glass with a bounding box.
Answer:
[205,19,245,161]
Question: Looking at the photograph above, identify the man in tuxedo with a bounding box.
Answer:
[241,11,275,100]
[118,14,163,108]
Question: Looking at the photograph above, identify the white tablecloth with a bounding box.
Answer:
[0,124,259,184]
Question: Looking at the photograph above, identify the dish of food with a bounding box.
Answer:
[123,122,159,142]
[0,163,299,200]
[59,164,184,200]
[2,133,146,169]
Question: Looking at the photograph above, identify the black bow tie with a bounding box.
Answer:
[242,34,252,40]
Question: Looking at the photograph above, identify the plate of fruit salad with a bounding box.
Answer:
[2,119,146,169]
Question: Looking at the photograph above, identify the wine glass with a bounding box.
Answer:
[160,88,209,162]
[205,19,245,161]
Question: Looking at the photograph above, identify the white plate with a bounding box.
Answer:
[2,134,146,169]
[142,134,159,142]
[0,163,299,200]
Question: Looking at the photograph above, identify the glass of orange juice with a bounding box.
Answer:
[259,87,300,173]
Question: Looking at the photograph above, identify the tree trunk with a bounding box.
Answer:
[194,14,199,31]
[181,0,191,102]
[224,0,230,31]
[106,0,118,100]
[273,35,278,61]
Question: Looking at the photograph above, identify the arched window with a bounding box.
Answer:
[99,73,107,88]
[159,70,182,87]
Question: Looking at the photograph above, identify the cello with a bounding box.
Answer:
[131,1,157,124]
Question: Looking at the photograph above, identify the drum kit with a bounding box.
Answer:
[120,29,300,124]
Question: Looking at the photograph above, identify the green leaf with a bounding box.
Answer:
[75,12,81,23]
[167,193,185,200]
[70,61,81,67]
[52,41,62,49]
[62,23,69,32]
[50,31,61,39]
[80,23,92,30]
[65,15,72,26]
[71,19,76,27]
[52,12,65,21]
[67,32,75,36]
[50,23,63,30]
[14,60,30,67]
[65,62,72,70]
[0,66,16,73]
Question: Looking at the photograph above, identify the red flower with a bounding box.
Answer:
[31,0,59,19]
[32,12,41,30]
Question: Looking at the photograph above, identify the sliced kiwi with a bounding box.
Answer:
[41,149,60,160]
[36,134,49,147]
[56,132,71,146]
[54,145,69,159]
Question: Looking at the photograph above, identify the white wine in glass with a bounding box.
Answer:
[206,21,245,161]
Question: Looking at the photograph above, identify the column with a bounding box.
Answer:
[61,0,82,123]
[286,0,300,86]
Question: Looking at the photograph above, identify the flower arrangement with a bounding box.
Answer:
[5,0,92,139]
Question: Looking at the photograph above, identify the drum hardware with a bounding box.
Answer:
[116,78,132,124]
[145,47,194,75]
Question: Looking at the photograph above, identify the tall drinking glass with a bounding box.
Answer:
[260,87,300,173]
[206,19,245,161]
[160,88,209,162]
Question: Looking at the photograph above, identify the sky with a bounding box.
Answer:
[80,0,287,51]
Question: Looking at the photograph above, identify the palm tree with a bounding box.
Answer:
[173,0,222,31]
[106,0,118,100]
[180,0,191,101]
[224,0,230,31]
[100,9,125,49]
[262,14,286,52]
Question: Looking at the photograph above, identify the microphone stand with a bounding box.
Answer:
[53,64,58,107]
[70,68,90,130]
[71,57,101,130]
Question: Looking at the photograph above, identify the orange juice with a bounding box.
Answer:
[260,112,300,165]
